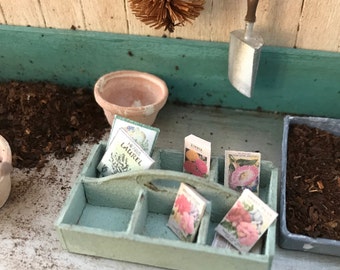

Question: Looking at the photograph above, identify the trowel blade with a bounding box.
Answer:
[228,29,263,98]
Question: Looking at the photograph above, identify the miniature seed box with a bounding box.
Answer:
[97,128,155,177]
[167,182,208,242]
[215,189,278,253]
[106,115,160,154]
[224,150,261,194]
[56,142,278,270]
[183,134,211,177]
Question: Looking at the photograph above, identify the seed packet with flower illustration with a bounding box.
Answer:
[167,183,207,242]
[183,134,211,178]
[224,150,261,194]
[215,188,278,253]
[107,115,160,155]
[97,128,155,177]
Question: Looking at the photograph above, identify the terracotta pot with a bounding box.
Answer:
[0,135,12,208]
[94,70,168,126]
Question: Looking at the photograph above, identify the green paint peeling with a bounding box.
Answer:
[0,25,339,118]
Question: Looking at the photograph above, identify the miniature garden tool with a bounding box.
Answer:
[228,0,263,98]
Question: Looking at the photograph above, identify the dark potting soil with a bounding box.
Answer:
[0,81,109,170]
[286,123,340,240]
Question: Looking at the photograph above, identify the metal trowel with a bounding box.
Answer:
[228,0,263,98]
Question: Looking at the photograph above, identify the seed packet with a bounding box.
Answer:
[97,128,155,177]
[183,134,211,177]
[107,115,160,155]
[224,150,261,193]
[212,233,235,249]
[215,189,277,253]
[167,183,207,242]
[212,232,263,254]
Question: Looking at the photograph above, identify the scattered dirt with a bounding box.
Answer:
[286,123,340,240]
[0,81,109,170]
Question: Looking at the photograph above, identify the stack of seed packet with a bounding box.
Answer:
[97,115,160,177]
[224,150,261,194]
[167,183,207,242]
[183,134,211,178]
[212,150,277,253]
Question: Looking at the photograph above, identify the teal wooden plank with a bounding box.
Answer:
[0,25,339,118]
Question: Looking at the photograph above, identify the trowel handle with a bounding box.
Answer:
[245,0,259,23]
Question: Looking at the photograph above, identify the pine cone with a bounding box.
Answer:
[129,0,205,32]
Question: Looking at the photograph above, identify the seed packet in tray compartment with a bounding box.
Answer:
[107,115,160,155]
[225,150,261,194]
[97,128,154,177]
[167,183,207,242]
[183,134,211,178]
[215,189,277,253]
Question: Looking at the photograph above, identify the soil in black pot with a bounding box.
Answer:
[0,81,109,170]
[286,123,340,240]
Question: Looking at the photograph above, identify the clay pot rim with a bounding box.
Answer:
[0,135,11,163]
[94,70,168,115]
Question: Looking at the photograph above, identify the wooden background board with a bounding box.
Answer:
[1,25,339,118]
[0,0,339,52]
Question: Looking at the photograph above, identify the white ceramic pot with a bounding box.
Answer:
[0,135,12,208]
[94,70,168,126]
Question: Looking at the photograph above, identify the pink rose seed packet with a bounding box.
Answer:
[167,183,207,242]
[224,150,261,194]
[215,188,277,253]
[183,134,211,178]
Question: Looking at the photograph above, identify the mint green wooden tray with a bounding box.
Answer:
[55,142,278,270]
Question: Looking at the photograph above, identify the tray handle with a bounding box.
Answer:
[83,169,239,220]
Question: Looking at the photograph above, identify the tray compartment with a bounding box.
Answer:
[136,189,179,240]
[78,204,132,232]
[132,188,212,244]
[56,178,141,234]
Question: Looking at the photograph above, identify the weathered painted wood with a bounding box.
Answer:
[256,1,302,48]
[297,0,340,52]
[81,0,128,33]
[0,25,339,118]
[39,0,85,30]
[0,0,339,52]
[171,0,303,48]
[0,5,5,24]
[0,0,45,27]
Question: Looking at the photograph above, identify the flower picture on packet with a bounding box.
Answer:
[215,189,278,253]
[167,183,207,242]
[183,149,208,177]
[224,150,261,194]
[106,115,160,155]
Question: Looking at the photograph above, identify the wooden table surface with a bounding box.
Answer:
[1,104,339,270]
